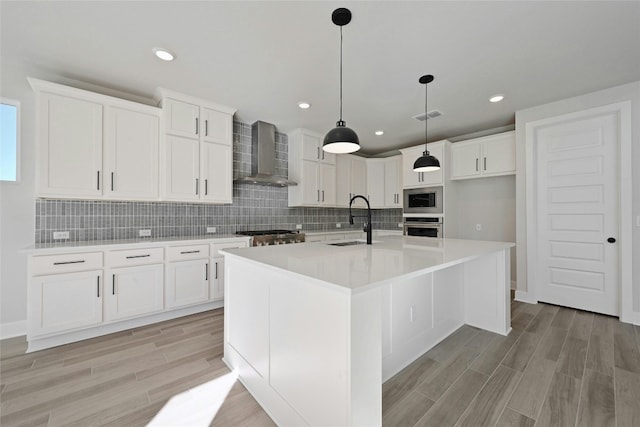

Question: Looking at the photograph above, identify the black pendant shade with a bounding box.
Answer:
[323,8,360,154]
[413,74,441,172]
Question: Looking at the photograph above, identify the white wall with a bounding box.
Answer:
[455,175,516,283]
[515,81,640,320]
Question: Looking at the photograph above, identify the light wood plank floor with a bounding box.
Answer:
[1,301,639,426]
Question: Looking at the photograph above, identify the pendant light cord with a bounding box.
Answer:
[339,25,343,122]
[424,79,428,153]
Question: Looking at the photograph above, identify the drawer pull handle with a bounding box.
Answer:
[215,262,218,279]
[53,260,85,265]
[112,274,116,295]
[205,263,208,281]
[97,276,100,298]
[125,254,151,259]
[180,250,200,254]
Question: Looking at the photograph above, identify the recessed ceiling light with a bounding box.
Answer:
[375,130,384,136]
[153,47,175,61]
[489,94,504,103]
[297,102,311,109]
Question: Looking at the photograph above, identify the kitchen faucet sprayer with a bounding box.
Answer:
[348,195,372,244]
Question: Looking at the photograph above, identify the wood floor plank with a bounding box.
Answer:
[382,353,440,413]
[549,306,576,329]
[381,390,434,427]
[102,400,166,427]
[585,314,615,377]
[464,329,499,352]
[533,327,568,362]
[414,368,488,427]
[415,347,479,400]
[501,331,542,372]
[457,365,522,427]
[568,310,593,341]
[613,320,640,374]
[211,381,277,427]
[575,369,615,427]
[556,336,588,379]
[0,366,92,402]
[469,332,520,376]
[525,304,558,335]
[496,408,535,427]
[536,371,581,427]
[510,311,536,331]
[49,392,150,427]
[424,325,479,363]
[614,367,640,427]
[507,356,557,419]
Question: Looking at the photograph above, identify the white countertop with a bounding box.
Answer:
[23,234,250,254]
[222,236,514,293]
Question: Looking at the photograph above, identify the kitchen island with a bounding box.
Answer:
[221,236,514,426]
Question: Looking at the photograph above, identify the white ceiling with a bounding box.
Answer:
[2,1,639,155]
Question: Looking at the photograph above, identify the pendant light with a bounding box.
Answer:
[323,8,360,154]
[413,75,440,172]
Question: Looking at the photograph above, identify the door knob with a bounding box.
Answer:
[607,237,616,243]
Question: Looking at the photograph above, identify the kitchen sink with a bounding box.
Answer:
[328,240,367,246]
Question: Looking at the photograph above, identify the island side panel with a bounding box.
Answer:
[463,248,511,335]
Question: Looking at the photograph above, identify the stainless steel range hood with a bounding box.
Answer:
[234,121,297,187]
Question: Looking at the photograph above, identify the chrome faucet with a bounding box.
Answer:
[349,195,372,245]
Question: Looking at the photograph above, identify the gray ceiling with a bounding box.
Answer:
[2,1,639,155]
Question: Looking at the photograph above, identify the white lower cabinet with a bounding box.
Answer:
[166,259,210,309]
[105,264,164,321]
[29,270,103,336]
[210,241,249,301]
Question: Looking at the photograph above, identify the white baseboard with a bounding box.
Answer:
[1,320,27,339]
[514,290,538,305]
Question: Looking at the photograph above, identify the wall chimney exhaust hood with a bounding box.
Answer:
[234,121,297,187]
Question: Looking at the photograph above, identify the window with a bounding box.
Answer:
[0,98,20,182]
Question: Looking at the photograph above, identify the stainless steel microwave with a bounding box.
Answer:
[403,186,443,214]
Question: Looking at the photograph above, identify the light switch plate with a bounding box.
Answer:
[139,229,151,237]
[53,231,69,240]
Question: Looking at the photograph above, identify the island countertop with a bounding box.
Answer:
[221,235,514,293]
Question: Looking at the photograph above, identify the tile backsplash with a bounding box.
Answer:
[35,121,402,243]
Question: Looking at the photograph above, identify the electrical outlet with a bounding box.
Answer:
[206,226,216,233]
[296,224,302,230]
[336,223,342,228]
[475,224,482,231]
[139,229,151,237]
[53,231,69,240]
[398,222,403,228]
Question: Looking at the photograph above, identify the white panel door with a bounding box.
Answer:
[320,163,336,206]
[38,93,103,197]
[421,144,444,186]
[301,160,320,205]
[482,133,516,175]
[367,160,385,208]
[164,98,199,138]
[301,132,322,161]
[164,135,200,201]
[105,106,159,200]
[335,155,351,207]
[105,265,164,321]
[535,111,619,315]
[401,146,424,188]
[201,107,232,145]
[384,156,401,207]
[165,259,209,308]
[351,157,368,208]
[451,142,481,179]
[201,142,232,203]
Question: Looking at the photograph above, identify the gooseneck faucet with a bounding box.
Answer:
[349,195,372,244]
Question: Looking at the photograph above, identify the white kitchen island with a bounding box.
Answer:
[221,236,514,426]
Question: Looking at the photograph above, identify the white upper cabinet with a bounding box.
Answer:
[450,131,515,180]
[29,78,161,201]
[288,129,337,207]
[383,156,402,208]
[400,141,445,189]
[35,91,103,198]
[366,159,385,208]
[336,155,367,208]
[104,105,160,200]
[156,89,236,203]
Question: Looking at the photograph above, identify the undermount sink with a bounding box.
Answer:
[328,240,367,246]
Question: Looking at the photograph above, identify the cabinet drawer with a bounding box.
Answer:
[107,247,164,268]
[167,244,209,261]
[211,241,248,256]
[31,252,103,276]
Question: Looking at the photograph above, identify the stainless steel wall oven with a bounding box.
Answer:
[403,186,443,214]
[403,217,443,238]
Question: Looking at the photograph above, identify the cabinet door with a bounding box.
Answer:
[420,144,444,186]
[104,105,160,200]
[105,265,164,321]
[165,135,200,201]
[391,273,434,348]
[335,156,351,207]
[29,270,103,336]
[201,142,232,203]
[210,255,224,301]
[201,107,232,145]
[367,160,385,208]
[164,98,199,138]
[384,156,401,207]
[301,160,320,205]
[320,163,336,206]
[165,259,209,308]
[451,142,482,179]
[401,146,424,189]
[301,132,322,161]
[351,157,367,208]
[38,93,103,197]
[482,133,516,175]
